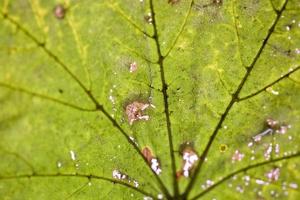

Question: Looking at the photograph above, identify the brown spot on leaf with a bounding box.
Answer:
[168,0,180,5]
[212,0,223,5]
[194,0,222,10]
[142,146,153,163]
[54,4,66,19]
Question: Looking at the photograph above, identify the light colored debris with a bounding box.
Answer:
[266,168,280,182]
[231,150,245,163]
[125,101,154,125]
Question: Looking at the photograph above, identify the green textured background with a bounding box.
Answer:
[0,0,299,199]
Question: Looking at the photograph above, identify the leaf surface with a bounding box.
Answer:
[0,0,300,199]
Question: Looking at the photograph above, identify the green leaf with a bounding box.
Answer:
[0,0,300,199]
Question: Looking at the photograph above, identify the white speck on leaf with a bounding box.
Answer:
[255,179,269,185]
[70,150,76,161]
[266,168,280,182]
[57,161,62,168]
[266,87,279,95]
[129,62,138,73]
[289,183,298,189]
[264,143,273,160]
[231,150,244,163]
[151,158,162,175]
[157,194,163,199]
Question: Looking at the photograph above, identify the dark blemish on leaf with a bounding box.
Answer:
[58,89,64,94]
[219,144,228,152]
[53,4,66,19]
[239,0,260,17]
[212,0,223,5]
[178,142,199,178]
[269,44,293,58]
[194,0,222,10]
[2,12,7,18]
[168,0,180,5]
[37,42,45,47]
[179,141,194,154]
[142,146,153,163]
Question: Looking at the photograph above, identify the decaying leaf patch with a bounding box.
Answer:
[142,147,162,175]
[177,142,199,178]
[125,100,155,125]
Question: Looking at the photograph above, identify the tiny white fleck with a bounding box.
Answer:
[289,183,298,189]
[266,87,279,95]
[70,150,76,161]
[57,161,62,168]
[236,185,244,193]
[248,142,253,147]
[133,180,139,188]
[157,194,163,199]
[232,150,244,163]
[256,179,269,185]
[129,62,137,73]
[275,144,280,154]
